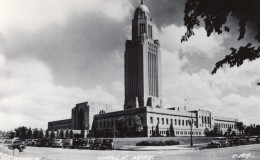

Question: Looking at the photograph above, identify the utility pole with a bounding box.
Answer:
[188,113,193,147]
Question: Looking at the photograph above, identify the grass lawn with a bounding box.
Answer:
[113,136,215,148]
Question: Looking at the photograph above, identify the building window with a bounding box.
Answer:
[178,119,181,125]
[175,119,177,125]
[162,118,164,124]
[107,121,110,128]
[148,25,152,38]
[111,121,114,127]
[170,119,173,124]
[202,116,204,124]
[157,117,160,124]
[140,23,145,35]
[166,118,169,125]
[150,117,153,124]
[186,120,188,126]
[103,121,106,128]
[100,122,102,128]
[182,120,184,126]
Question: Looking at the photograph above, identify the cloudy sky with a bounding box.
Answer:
[0,0,259,131]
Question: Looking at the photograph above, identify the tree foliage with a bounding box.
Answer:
[115,116,127,137]
[132,115,143,136]
[27,128,33,139]
[182,0,260,84]
[45,129,49,139]
[169,123,175,137]
[59,129,64,139]
[50,130,55,139]
[69,130,74,139]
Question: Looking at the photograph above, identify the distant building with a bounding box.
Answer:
[47,1,238,138]
[48,102,112,132]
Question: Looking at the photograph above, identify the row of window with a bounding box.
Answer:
[150,117,196,127]
[215,123,235,129]
[50,125,72,130]
[149,130,202,136]
[97,117,144,129]
[201,116,211,124]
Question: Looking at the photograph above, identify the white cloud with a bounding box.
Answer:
[159,24,260,125]
[0,0,133,34]
[158,24,227,58]
[0,53,118,131]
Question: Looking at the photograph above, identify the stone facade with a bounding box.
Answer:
[124,2,162,109]
[48,102,112,132]
[93,107,238,137]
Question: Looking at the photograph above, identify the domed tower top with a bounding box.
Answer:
[134,0,151,19]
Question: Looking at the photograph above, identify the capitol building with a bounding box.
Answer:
[48,1,238,137]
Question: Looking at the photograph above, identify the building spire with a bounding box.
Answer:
[141,0,144,5]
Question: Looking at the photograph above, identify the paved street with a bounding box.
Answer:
[2,144,258,160]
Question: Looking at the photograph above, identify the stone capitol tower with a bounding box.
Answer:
[124,0,162,109]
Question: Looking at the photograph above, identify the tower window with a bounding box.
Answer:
[140,23,145,35]
[148,25,153,38]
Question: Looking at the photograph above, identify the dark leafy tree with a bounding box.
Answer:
[9,131,15,139]
[59,129,64,139]
[65,129,69,139]
[39,129,44,139]
[50,130,55,139]
[70,130,74,139]
[213,125,221,136]
[15,126,28,140]
[132,115,143,137]
[227,127,232,136]
[235,121,245,134]
[169,123,175,137]
[182,0,260,85]
[231,131,236,136]
[15,129,21,138]
[155,123,160,137]
[27,128,33,139]
[45,129,50,139]
[33,128,40,139]
[115,116,127,137]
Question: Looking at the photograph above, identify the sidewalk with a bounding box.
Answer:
[117,143,207,151]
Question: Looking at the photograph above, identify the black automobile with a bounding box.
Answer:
[79,139,93,149]
[4,140,26,152]
[232,137,240,146]
[72,138,82,149]
[249,136,259,144]
[48,139,55,147]
[226,137,235,146]
[101,139,114,150]
[90,139,102,150]
[36,139,49,147]
[239,136,249,145]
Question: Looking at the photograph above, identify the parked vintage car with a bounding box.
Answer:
[239,136,249,145]
[72,139,82,149]
[78,138,93,149]
[208,137,229,148]
[231,137,241,146]
[90,139,102,150]
[36,139,49,147]
[53,139,64,148]
[26,139,38,146]
[4,140,26,152]
[249,136,259,144]
[101,139,114,150]
[226,137,235,146]
[48,139,55,147]
[62,139,73,148]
